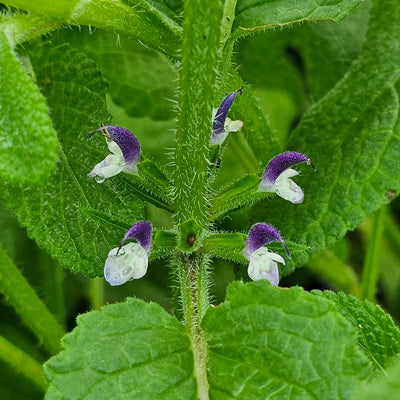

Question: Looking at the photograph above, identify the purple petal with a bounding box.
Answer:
[245,223,290,257]
[118,221,152,253]
[212,87,243,137]
[262,152,315,184]
[88,125,140,165]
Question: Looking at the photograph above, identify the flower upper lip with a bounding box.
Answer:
[259,151,316,204]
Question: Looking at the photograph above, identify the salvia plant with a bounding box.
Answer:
[1,0,400,399]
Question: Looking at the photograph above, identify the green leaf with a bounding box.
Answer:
[2,0,181,56]
[315,291,400,373]
[44,298,196,399]
[251,0,400,268]
[0,30,58,184]
[233,0,365,38]
[203,281,371,400]
[0,41,144,278]
[211,174,273,220]
[52,28,179,121]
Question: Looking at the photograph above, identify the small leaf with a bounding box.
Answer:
[233,0,365,38]
[150,230,177,260]
[314,291,400,372]
[203,281,371,400]
[44,298,196,399]
[0,30,58,183]
[2,0,181,56]
[211,174,273,220]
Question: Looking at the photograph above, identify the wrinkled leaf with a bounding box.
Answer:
[203,281,371,399]
[0,30,58,184]
[44,298,196,399]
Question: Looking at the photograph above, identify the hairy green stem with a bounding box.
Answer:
[0,335,46,390]
[361,206,385,301]
[174,0,224,226]
[0,244,65,354]
[177,254,211,400]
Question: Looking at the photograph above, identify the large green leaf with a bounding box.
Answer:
[315,291,400,372]
[233,0,365,38]
[44,298,196,399]
[250,0,400,268]
[0,30,58,184]
[0,42,144,278]
[203,281,371,399]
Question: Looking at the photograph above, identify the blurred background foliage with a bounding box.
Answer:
[2,1,400,396]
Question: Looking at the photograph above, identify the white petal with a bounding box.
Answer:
[225,117,243,133]
[106,138,123,157]
[88,154,125,182]
[104,242,148,286]
[273,168,304,204]
[247,247,283,285]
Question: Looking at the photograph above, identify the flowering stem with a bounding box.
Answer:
[361,206,385,301]
[174,0,224,226]
[177,254,210,400]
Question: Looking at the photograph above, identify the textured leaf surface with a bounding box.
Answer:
[315,291,400,372]
[0,42,144,278]
[0,30,58,183]
[251,0,400,268]
[44,298,196,399]
[53,28,178,120]
[233,0,365,37]
[203,281,371,400]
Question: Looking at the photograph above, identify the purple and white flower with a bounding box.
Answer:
[88,125,140,183]
[243,223,290,285]
[104,221,152,286]
[211,88,244,145]
[259,152,316,204]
